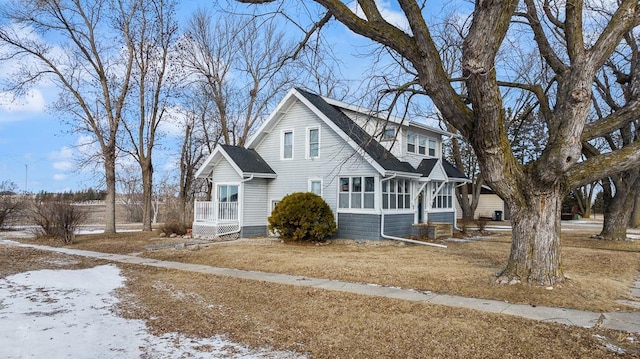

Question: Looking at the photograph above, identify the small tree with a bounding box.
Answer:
[268,192,336,242]
[0,181,25,228]
[29,196,87,244]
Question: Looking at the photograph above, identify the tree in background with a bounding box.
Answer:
[242,0,640,285]
[0,181,26,228]
[584,25,640,240]
[0,0,138,233]
[178,8,295,147]
[120,0,179,231]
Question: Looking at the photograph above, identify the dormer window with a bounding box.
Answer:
[428,139,437,156]
[382,127,396,141]
[407,133,416,152]
[407,131,438,157]
[418,136,426,155]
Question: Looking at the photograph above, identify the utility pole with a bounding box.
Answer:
[24,164,28,194]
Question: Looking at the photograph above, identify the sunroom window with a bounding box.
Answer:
[382,179,411,209]
[339,176,375,209]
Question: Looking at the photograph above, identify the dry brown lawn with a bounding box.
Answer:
[136,230,640,313]
[4,226,640,357]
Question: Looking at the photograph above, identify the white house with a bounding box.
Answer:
[192,88,468,240]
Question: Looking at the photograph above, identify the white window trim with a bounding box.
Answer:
[305,126,320,159]
[406,131,439,158]
[381,127,396,141]
[428,138,437,157]
[407,132,416,153]
[216,182,240,202]
[308,178,323,197]
[381,178,413,212]
[281,129,294,160]
[429,181,453,211]
[337,175,377,212]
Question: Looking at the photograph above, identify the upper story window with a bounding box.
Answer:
[339,176,375,209]
[282,130,293,159]
[381,127,396,141]
[428,139,437,156]
[307,127,319,158]
[407,133,416,152]
[418,136,426,155]
[406,131,438,157]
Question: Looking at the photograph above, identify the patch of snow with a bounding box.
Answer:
[0,265,304,358]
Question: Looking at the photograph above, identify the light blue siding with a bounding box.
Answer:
[210,159,241,183]
[253,101,379,214]
[243,178,269,227]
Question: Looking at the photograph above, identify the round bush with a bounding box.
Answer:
[268,192,337,242]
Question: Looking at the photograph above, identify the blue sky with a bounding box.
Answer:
[0,0,462,193]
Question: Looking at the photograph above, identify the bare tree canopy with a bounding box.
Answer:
[239,0,640,285]
[0,0,139,233]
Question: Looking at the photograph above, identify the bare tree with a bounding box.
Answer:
[120,0,179,231]
[0,181,26,228]
[585,27,640,240]
[179,8,294,146]
[0,0,137,233]
[241,0,640,285]
[175,87,218,225]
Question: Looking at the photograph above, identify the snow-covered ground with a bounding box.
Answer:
[0,264,303,359]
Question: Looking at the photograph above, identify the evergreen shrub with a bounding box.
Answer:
[268,192,337,242]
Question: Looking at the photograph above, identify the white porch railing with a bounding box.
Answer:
[194,201,239,223]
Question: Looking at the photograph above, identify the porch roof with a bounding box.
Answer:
[417,158,470,182]
[195,145,276,179]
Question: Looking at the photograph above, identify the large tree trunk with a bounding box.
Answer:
[600,176,636,240]
[141,158,153,232]
[499,185,564,286]
[104,154,117,234]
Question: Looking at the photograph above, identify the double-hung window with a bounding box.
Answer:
[418,136,427,155]
[407,133,416,153]
[339,176,375,209]
[282,130,293,159]
[428,139,437,156]
[307,127,319,158]
[382,179,411,210]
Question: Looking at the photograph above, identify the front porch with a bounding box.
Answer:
[192,201,240,239]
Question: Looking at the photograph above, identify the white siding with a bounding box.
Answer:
[211,158,241,183]
[254,101,379,214]
[428,162,447,181]
[243,178,269,226]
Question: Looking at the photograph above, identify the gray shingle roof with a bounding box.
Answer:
[295,88,418,175]
[220,144,275,175]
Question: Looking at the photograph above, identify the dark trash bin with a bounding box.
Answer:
[494,210,503,221]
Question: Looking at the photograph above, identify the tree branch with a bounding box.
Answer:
[569,140,640,187]
[581,100,640,141]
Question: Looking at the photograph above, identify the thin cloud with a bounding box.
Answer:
[0,89,46,114]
